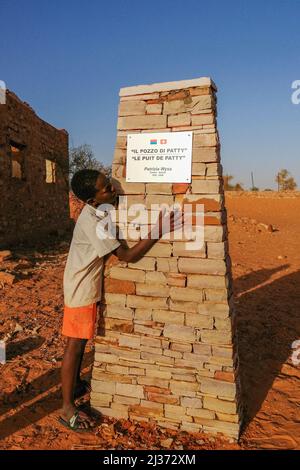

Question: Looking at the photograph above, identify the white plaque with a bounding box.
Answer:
[126,132,192,183]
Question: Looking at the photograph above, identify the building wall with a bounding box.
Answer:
[90,77,242,439]
[0,90,69,247]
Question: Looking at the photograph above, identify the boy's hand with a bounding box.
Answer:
[156,207,184,238]
[115,207,184,264]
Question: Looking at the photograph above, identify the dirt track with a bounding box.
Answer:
[0,192,299,450]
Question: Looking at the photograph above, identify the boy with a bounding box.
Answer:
[59,169,181,431]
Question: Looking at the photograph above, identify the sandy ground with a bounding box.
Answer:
[0,192,299,450]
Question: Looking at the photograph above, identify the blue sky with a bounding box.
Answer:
[1,0,300,189]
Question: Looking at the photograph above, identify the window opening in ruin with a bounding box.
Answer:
[45,159,56,183]
[9,141,25,179]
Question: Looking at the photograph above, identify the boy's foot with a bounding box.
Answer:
[74,379,91,398]
[59,405,96,432]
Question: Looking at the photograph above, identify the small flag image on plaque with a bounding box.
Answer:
[160,139,167,144]
[150,139,157,145]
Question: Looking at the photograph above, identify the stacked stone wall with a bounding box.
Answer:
[91,78,242,439]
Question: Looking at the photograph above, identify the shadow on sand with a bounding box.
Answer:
[235,266,300,430]
[0,351,94,439]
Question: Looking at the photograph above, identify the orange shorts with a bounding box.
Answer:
[62,303,98,339]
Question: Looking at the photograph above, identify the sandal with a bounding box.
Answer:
[58,411,95,433]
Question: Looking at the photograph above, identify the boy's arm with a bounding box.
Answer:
[114,210,182,263]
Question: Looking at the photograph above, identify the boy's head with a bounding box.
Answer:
[71,169,116,206]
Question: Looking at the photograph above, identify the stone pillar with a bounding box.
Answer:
[91,77,242,439]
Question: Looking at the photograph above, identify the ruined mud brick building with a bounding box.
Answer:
[0,90,69,247]
[91,77,242,439]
